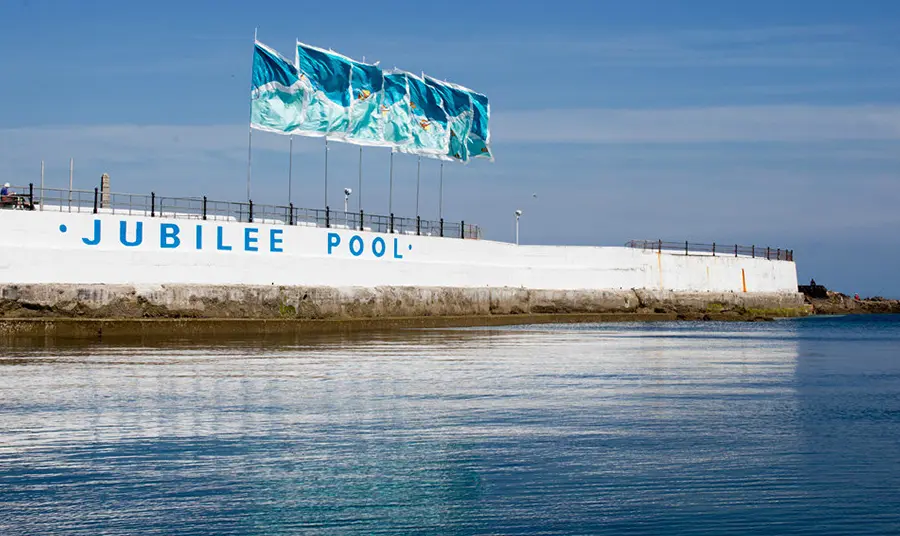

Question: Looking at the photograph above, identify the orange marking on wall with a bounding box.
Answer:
[741,268,747,293]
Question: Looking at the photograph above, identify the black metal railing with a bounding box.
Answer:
[10,184,483,240]
[626,239,794,261]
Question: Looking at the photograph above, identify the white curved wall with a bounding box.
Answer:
[0,211,798,293]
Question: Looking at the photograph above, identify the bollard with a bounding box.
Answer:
[440,218,444,237]
[93,187,99,214]
[416,216,421,236]
[202,196,207,221]
[712,242,716,256]
[461,220,465,239]
[289,202,294,225]
[325,206,330,228]
[766,247,770,260]
[151,192,155,217]
[360,209,364,231]
[734,244,738,257]
[390,213,394,234]
[752,245,755,258]
[248,200,253,223]
[28,183,34,210]
[685,240,689,255]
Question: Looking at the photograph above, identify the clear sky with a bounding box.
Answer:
[2,0,899,296]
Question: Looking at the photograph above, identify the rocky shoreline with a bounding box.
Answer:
[805,291,900,315]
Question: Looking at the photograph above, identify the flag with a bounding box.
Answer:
[424,75,474,162]
[295,41,352,137]
[466,90,492,160]
[250,41,306,134]
[399,72,449,157]
[381,71,413,148]
[347,59,387,146]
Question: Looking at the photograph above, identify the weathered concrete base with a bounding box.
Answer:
[0,284,811,342]
[0,284,808,320]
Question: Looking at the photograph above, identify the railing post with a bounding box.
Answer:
[712,242,716,256]
[151,192,155,217]
[289,202,294,225]
[440,218,444,237]
[752,245,755,258]
[658,239,662,254]
[766,247,770,260]
[416,216,420,236]
[28,183,34,210]
[359,209,364,231]
[202,196,207,221]
[93,187,99,214]
[461,220,465,239]
[734,244,738,257]
[325,206,330,228]
[390,213,394,234]
[685,240,689,255]
[777,248,781,260]
[248,200,253,223]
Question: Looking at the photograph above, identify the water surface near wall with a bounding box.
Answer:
[1,317,898,535]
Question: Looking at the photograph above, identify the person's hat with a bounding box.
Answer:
[3,183,9,187]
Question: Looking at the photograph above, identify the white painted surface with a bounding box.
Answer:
[0,210,798,292]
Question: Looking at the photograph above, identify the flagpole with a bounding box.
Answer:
[288,135,293,204]
[388,150,394,216]
[358,146,363,212]
[246,27,258,203]
[439,162,443,221]
[416,156,421,218]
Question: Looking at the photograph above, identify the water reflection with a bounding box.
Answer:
[1,319,898,534]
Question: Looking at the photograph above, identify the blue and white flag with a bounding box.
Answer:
[381,71,413,148]
[425,75,474,163]
[295,41,352,137]
[399,72,449,157]
[250,41,306,134]
[466,90,492,160]
[347,59,387,146]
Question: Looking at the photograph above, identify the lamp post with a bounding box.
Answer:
[515,209,522,245]
[343,187,352,215]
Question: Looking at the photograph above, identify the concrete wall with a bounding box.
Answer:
[0,210,798,293]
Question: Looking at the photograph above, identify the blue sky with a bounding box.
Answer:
[2,0,899,296]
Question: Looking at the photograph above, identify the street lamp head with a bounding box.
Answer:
[515,209,523,217]
[344,187,352,196]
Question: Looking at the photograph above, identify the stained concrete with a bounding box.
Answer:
[0,283,808,320]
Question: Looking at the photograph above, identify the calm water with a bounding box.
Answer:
[1,316,899,535]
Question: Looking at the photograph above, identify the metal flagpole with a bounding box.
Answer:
[39,160,44,211]
[388,150,394,215]
[415,156,421,217]
[439,162,443,221]
[246,27,258,202]
[68,158,73,212]
[358,146,363,212]
[324,138,329,207]
[288,135,293,204]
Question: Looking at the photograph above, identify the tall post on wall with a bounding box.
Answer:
[246,27,258,202]
[68,158,73,213]
[288,135,293,205]
[39,160,44,211]
[415,156,421,218]
[515,209,522,245]
[358,146,363,212]
[388,149,394,216]
[439,162,443,221]
[324,138,329,208]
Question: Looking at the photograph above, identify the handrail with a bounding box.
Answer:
[9,184,483,240]
[625,239,794,261]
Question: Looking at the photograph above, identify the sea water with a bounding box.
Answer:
[1,316,899,535]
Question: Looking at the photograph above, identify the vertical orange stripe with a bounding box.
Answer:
[742,268,747,293]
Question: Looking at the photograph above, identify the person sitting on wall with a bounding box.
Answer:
[0,183,14,207]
